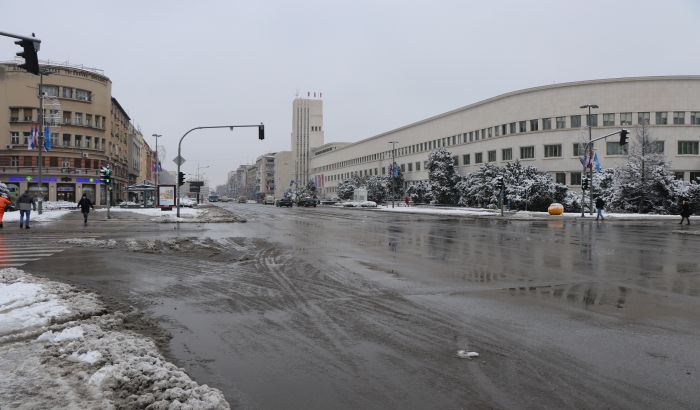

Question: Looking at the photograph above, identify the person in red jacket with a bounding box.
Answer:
[0,195,11,228]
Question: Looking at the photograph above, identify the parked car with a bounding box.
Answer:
[297,196,317,207]
[320,197,338,205]
[264,195,275,205]
[179,197,196,207]
[237,196,248,203]
[360,201,378,208]
[276,197,293,207]
[219,196,231,202]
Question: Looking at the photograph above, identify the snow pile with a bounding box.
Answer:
[0,268,101,339]
[0,269,230,409]
[378,206,495,217]
[58,238,118,248]
[41,201,77,210]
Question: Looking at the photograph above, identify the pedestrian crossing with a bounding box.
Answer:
[0,234,101,268]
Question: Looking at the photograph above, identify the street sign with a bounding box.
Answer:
[172,155,186,166]
[189,185,201,193]
[189,181,204,187]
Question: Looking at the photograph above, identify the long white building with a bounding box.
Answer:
[310,76,700,198]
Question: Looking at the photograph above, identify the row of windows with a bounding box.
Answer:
[7,156,104,169]
[321,140,700,182]
[315,110,700,174]
[9,108,106,129]
[40,85,92,102]
[559,171,700,185]
[10,131,106,150]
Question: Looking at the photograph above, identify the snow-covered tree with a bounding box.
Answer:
[457,161,567,211]
[607,124,680,213]
[406,181,434,204]
[337,179,357,200]
[427,149,459,204]
[366,176,388,203]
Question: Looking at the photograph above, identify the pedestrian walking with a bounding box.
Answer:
[404,196,410,207]
[679,200,692,225]
[0,194,11,228]
[595,197,605,221]
[17,191,36,229]
[77,194,95,226]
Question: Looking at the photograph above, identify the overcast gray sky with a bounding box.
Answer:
[2,0,699,186]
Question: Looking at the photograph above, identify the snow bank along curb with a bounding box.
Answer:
[0,268,229,409]
[337,204,687,221]
[96,205,245,223]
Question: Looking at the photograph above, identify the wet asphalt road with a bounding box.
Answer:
[23,205,700,409]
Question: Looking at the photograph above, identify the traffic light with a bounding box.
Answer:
[178,171,186,186]
[582,176,589,190]
[15,38,40,75]
[495,176,505,190]
[258,124,265,140]
[619,129,629,146]
[100,166,112,186]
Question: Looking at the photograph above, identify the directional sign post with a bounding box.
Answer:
[172,155,186,167]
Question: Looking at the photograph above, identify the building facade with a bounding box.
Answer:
[0,62,147,204]
[273,151,293,199]
[255,153,276,201]
[310,76,700,198]
[291,96,324,185]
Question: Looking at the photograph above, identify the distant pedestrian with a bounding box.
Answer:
[77,194,95,226]
[0,194,11,228]
[679,200,691,225]
[595,197,605,221]
[17,191,36,229]
[404,196,410,207]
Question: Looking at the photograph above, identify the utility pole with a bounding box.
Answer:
[581,104,598,216]
[388,141,398,208]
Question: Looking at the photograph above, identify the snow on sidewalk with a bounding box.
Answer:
[97,206,202,221]
[1,209,71,224]
[373,205,685,220]
[0,268,229,409]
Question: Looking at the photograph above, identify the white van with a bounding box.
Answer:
[264,195,275,205]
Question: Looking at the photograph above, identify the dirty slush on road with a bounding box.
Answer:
[33,220,673,410]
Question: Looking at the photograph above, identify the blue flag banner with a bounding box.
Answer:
[43,127,51,151]
[593,152,602,173]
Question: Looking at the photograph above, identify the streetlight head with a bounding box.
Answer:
[580,104,599,109]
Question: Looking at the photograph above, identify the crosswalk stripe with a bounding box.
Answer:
[0,257,41,262]
[2,248,65,253]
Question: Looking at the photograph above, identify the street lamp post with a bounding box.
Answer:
[580,104,598,216]
[177,124,263,218]
[151,134,161,186]
[388,141,398,208]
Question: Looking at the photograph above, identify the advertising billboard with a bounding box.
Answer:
[158,185,176,207]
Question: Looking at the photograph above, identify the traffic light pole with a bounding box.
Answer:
[580,129,628,217]
[176,124,264,218]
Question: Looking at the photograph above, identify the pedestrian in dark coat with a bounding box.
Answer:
[77,194,95,226]
[17,191,36,229]
[679,200,691,225]
[595,197,605,221]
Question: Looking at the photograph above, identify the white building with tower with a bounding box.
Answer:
[291,94,325,185]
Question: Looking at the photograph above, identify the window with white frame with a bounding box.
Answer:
[570,115,581,128]
[475,152,483,163]
[655,112,668,125]
[638,112,650,125]
[520,146,535,159]
[678,141,699,155]
[488,150,496,162]
[603,113,615,126]
[555,172,566,185]
[10,132,19,145]
[673,111,685,125]
[502,148,512,161]
[620,112,633,125]
[606,141,629,155]
[691,112,700,125]
[542,118,552,130]
[519,121,527,133]
[556,116,566,129]
[544,144,562,157]
[571,172,581,185]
